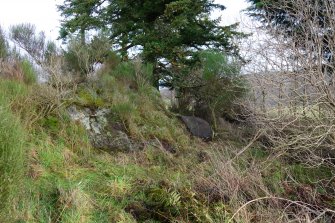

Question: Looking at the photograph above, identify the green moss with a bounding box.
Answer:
[77,87,105,107]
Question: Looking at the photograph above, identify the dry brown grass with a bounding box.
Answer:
[0,59,25,82]
[194,141,335,222]
[56,185,93,223]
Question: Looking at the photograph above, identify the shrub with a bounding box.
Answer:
[0,60,25,82]
[176,50,248,129]
[21,59,37,84]
[10,23,49,66]
[110,59,154,91]
[0,26,8,59]
[0,58,37,85]
[64,34,112,78]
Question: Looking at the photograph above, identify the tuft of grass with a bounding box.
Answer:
[76,86,105,108]
[0,79,28,103]
[20,59,37,85]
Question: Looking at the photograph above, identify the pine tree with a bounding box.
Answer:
[58,0,244,88]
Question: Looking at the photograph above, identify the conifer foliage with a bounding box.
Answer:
[58,0,244,87]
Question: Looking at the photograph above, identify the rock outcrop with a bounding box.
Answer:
[180,116,212,140]
[68,105,140,151]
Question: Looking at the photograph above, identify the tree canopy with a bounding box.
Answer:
[58,0,104,43]
[247,0,332,35]
[58,0,244,88]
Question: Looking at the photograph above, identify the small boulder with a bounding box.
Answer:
[180,116,212,140]
[92,130,140,151]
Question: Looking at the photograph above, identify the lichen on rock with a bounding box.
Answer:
[68,105,140,151]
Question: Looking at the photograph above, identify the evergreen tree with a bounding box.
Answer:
[247,0,334,65]
[58,0,105,44]
[58,0,244,88]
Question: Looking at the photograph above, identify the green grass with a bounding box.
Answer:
[1,59,334,222]
[76,86,105,108]
[0,73,200,222]
[0,80,27,221]
[98,73,189,150]
[21,59,37,85]
[0,79,28,102]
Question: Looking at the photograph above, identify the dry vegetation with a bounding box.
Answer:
[0,1,335,222]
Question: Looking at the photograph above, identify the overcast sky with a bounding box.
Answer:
[0,0,250,41]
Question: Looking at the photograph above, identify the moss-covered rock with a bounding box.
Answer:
[68,105,141,152]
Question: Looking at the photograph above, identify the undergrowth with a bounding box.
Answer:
[0,58,334,223]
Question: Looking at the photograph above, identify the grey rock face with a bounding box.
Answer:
[180,116,212,140]
[68,105,139,151]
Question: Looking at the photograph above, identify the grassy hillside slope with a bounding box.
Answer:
[0,60,334,223]
[0,64,227,222]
